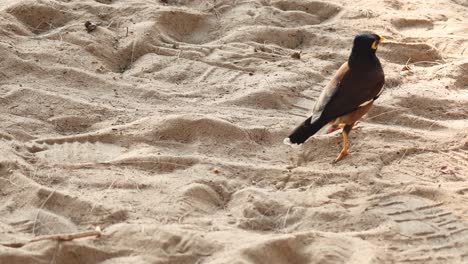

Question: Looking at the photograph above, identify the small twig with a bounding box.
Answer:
[178,211,191,224]
[398,148,409,164]
[264,78,273,89]
[281,206,292,232]
[411,60,445,66]
[403,58,413,72]
[33,190,56,236]
[130,39,137,65]
[298,94,316,100]
[30,166,39,180]
[1,230,102,248]
[33,20,46,32]
[106,20,114,29]
[9,173,19,187]
[49,241,60,264]
[366,109,404,121]
[90,178,117,213]
[427,120,439,130]
[31,230,101,243]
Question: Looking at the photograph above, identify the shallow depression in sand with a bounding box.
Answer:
[35,142,128,164]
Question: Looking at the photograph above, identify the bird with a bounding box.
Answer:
[284,33,385,162]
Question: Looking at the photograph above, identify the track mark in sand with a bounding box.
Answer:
[219,71,317,110]
[47,115,104,134]
[366,105,447,130]
[127,53,254,87]
[452,0,468,7]
[379,42,442,65]
[8,208,77,236]
[240,236,311,264]
[443,149,468,167]
[156,10,217,44]
[391,17,434,31]
[175,180,232,219]
[380,149,467,184]
[227,188,304,231]
[225,90,293,110]
[227,71,245,83]
[194,64,250,85]
[126,54,205,82]
[94,0,113,4]
[155,115,250,143]
[106,155,199,173]
[271,0,342,24]
[222,26,314,49]
[33,136,198,172]
[0,241,122,264]
[1,178,128,235]
[368,195,468,263]
[35,133,110,145]
[365,105,424,128]
[227,232,385,264]
[34,114,272,150]
[103,224,217,262]
[395,95,467,120]
[0,88,116,133]
[6,1,75,35]
[0,85,16,98]
[197,66,217,83]
[35,141,127,165]
[442,61,468,88]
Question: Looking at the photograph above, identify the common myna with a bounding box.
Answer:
[284,33,385,162]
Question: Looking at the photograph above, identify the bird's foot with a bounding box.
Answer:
[333,149,349,163]
[352,121,360,130]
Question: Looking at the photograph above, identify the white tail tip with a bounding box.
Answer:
[283,138,301,148]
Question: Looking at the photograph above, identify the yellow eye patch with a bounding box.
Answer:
[371,36,384,49]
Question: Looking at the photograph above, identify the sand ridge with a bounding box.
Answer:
[0,0,467,263]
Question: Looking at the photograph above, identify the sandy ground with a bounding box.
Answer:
[0,0,467,263]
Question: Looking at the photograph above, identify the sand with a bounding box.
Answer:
[0,0,467,263]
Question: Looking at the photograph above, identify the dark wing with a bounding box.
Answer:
[317,64,385,123]
[309,62,351,124]
[286,62,350,144]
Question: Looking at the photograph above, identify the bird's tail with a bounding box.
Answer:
[284,117,327,145]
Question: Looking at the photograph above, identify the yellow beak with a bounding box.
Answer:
[379,35,385,42]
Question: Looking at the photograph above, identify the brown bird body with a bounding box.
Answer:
[284,33,385,162]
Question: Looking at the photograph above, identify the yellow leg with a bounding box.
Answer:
[334,124,353,163]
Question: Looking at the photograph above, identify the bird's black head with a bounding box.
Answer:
[352,33,384,53]
[349,33,384,68]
